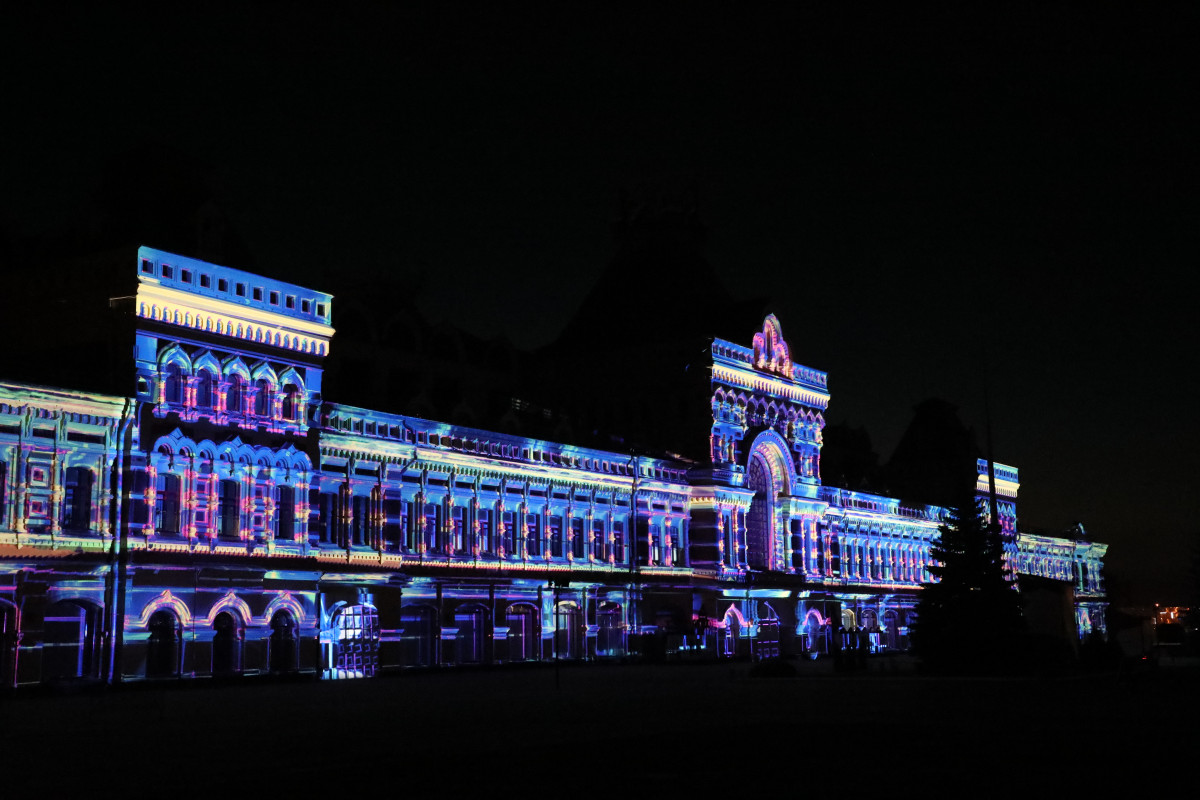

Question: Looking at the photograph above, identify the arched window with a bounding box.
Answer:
[195,370,214,409]
[254,379,273,417]
[147,609,180,678]
[226,374,244,415]
[330,604,380,679]
[281,383,301,422]
[163,363,185,405]
[42,600,101,682]
[504,604,539,663]
[269,610,298,674]
[211,611,242,676]
[62,466,93,532]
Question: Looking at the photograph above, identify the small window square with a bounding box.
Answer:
[218,278,228,292]
[162,264,173,279]
[253,287,263,301]
[235,283,246,297]
[200,274,211,289]
[181,269,192,284]
[301,299,311,313]
[285,295,295,309]
[269,291,279,305]
[316,303,326,318]
[140,259,154,274]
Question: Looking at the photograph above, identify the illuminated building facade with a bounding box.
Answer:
[0,247,1107,686]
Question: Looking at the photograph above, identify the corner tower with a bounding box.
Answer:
[126,246,334,548]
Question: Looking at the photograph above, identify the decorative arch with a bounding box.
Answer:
[744,428,796,571]
[278,366,305,392]
[137,590,193,629]
[802,607,827,628]
[250,362,278,385]
[152,429,198,459]
[751,314,793,378]
[719,603,750,630]
[263,591,306,626]
[221,356,251,381]
[157,345,193,373]
[204,592,253,627]
[193,350,222,377]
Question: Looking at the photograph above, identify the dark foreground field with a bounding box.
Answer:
[3,657,1196,797]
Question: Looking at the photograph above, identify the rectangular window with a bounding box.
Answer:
[180,269,192,284]
[140,259,154,274]
[200,273,211,289]
[352,495,367,547]
[218,278,228,293]
[62,467,93,532]
[502,511,515,555]
[161,264,173,279]
[424,503,439,551]
[526,513,539,556]
[302,299,311,313]
[592,520,605,560]
[253,287,264,301]
[380,491,403,551]
[571,518,586,559]
[235,283,246,297]
[285,295,296,309]
[451,506,465,552]
[613,521,625,564]
[318,491,337,544]
[549,515,563,558]
[270,290,280,305]
[478,508,492,553]
[219,479,240,539]
[316,303,326,318]
[155,473,181,535]
[277,485,295,541]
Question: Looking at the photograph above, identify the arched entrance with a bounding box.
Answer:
[882,610,899,651]
[596,602,624,657]
[455,604,488,665]
[755,603,780,660]
[147,609,181,678]
[505,604,539,662]
[722,607,742,659]
[744,432,794,572]
[400,605,438,668]
[555,602,583,661]
[0,601,16,687]
[269,610,298,674]
[211,611,243,676]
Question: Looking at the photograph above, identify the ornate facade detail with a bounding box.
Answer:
[0,247,1106,687]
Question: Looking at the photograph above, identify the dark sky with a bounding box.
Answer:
[3,6,1196,602]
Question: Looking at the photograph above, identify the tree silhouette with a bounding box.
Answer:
[913,463,1023,670]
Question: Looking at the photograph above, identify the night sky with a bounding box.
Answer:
[3,7,1195,602]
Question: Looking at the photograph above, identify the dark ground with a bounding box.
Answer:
[2,657,1194,797]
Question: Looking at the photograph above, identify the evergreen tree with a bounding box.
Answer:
[912,465,1024,669]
